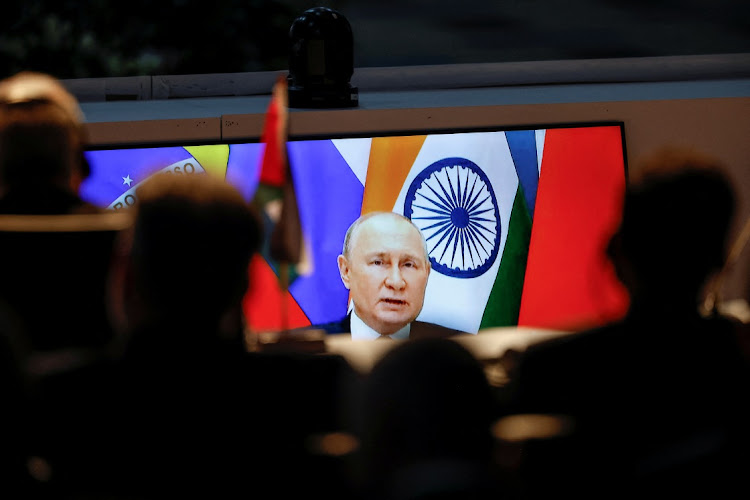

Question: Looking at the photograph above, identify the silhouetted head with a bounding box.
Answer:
[0,71,88,192]
[607,148,735,308]
[126,173,262,329]
[356,338,496,497]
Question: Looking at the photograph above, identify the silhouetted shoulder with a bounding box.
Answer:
[410,320,469,339]
[302,315,467,339]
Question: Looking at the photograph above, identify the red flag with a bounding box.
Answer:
[257,74,302,265]
[245,74,306,333]
[258,75,287,188]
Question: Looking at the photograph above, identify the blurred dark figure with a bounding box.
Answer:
[0,304,37,498]
[352,337,504,500]
[30,172,263,498]
[0,71,126,498]
[110,172,361,499]
[26,170,361,499]
[109,172,260,347]
[503,148,750,498]
[103,172,264,498]
[0,71,97,215]
[0,71,118,359]
[244,347,363,500]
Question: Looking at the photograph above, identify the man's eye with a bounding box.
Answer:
[372,260,382,265]
[403,261,415,268]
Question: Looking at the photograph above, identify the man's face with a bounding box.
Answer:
[338,214,430,335]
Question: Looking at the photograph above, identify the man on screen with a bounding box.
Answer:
[317,211,465,340]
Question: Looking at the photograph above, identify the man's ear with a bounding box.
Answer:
[337,254,351,290]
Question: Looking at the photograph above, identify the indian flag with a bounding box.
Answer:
[358,131,536,333]
[356,126,628,334]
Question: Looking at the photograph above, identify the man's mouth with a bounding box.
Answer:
[381,298,407,306]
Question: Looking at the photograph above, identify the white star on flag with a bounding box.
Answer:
[122,175,133,186]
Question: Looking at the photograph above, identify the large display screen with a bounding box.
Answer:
[82,122,629,334]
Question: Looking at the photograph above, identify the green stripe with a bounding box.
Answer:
[480,185,532,328]
[253,184,301,283]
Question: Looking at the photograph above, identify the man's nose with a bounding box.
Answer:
[384,266,406,289]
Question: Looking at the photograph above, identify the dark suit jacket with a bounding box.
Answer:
[312,313,468,339]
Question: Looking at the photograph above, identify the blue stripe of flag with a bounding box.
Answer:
[505,130,539,219]
[225,143,264,202]
[287,139,364,325]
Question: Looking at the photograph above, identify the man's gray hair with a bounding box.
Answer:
[342,211,429,261]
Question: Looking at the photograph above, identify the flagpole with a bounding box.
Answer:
[251,72,301,336]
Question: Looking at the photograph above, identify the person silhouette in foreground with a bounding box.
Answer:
[0,71,98,215]
[314,211,467,340]
[0,311,38,498]
[0,70,116,361]
[32,172,264,499]
[504,148,750,499]
[352,337,504,500]
[108,172,265,497]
